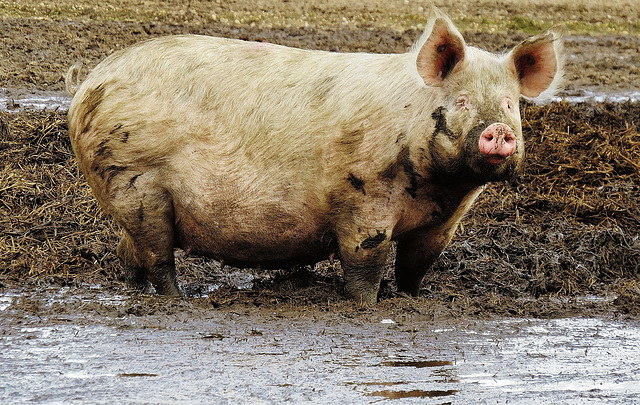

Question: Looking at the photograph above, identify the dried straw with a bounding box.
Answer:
[1,102,639,303]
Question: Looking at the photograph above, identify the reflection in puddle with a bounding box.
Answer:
[360,359,459,400]
[369,389,457,399]
[382,359,453,368]
[354,381,407,387]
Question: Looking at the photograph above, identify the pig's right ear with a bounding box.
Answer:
[415,17,466,86]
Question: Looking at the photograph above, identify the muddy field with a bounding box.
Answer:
[1,1,640,403]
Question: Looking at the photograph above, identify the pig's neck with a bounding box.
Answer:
[390,176,483,238]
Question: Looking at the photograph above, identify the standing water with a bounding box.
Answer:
[1,288,639,404]
[3,90,640,113]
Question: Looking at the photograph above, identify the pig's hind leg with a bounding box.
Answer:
[111,185,181,296]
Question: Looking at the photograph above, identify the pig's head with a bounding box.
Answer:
[414,11,563,183]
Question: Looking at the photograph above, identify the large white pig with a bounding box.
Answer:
[66,9,563,303]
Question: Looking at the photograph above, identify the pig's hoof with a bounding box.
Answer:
[149,264,182,297]
[346,288,379,305]
[126,281,154,295]
[154,282,182,297]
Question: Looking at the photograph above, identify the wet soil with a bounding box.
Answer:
[1,1,640,402]
[1,0,640,97]
[2,101,639,319]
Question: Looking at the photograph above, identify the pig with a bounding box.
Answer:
[66,9,563,303]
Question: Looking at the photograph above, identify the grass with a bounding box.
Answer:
[0,0,638,35]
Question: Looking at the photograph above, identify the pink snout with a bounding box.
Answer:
[478,123,517,165]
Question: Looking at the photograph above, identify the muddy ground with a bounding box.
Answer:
[1,0,640,321]
[2,2,640,403]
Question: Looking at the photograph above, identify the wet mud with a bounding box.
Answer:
[1,0,640,403]
[2,102,639,404]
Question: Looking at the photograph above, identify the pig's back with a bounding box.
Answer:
[69,34,417,155]
[66,35,425,262]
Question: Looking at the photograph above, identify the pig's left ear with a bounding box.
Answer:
[415,15,466,86]
[504,31,564,98]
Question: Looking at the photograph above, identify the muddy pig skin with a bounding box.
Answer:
[66,9,563,303]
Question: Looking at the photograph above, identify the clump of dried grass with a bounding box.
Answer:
[519,101,640,229]
[0,110,119,284]
[427,101,640,300]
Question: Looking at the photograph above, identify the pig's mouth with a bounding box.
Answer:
[429,122,522,183]
[460,122,523,183]
[483,154,508,166]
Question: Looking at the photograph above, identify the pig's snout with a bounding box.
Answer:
[478,123,517,165]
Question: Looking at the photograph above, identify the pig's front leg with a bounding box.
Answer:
[394,223,460,296]
[337,226,392,304]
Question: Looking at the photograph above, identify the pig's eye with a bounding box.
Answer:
[455,95,470,110]
[503,97,515,113]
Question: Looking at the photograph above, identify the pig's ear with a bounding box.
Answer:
[415,16,466,86]
[505,31,564,98]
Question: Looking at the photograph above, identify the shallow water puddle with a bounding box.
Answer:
[368,388,458,400]
[2,90,639,114]
[2,289,640,404]
[0,91,71,112]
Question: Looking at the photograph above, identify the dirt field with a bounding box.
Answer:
[2,0,640,97]
[1,0,640,320]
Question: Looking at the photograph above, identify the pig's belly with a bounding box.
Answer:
[172,202,337,269]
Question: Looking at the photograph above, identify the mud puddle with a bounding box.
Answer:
[2,288,639,404]
[0,89,71,112]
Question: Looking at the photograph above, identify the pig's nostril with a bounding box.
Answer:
[478,123,517,164]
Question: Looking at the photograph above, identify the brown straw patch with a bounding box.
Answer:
[1,101,639,313]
